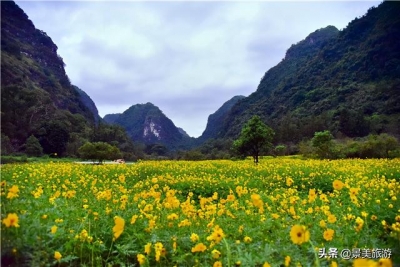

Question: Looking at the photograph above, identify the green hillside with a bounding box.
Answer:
[199,95,245,142]
[218,2,400,144]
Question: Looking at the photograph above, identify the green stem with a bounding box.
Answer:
[89,219,94,267]
[308,240,320,267]
[106,239,114,262]
[222,238,231,267]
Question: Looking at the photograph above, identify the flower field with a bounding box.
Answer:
[1,158,399,266]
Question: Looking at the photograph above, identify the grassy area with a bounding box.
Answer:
[1,158,399,266]
[0,155,80,164]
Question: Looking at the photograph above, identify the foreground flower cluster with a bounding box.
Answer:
[1,158,399,266]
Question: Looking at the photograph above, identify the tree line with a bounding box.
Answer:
[2,115,399,163]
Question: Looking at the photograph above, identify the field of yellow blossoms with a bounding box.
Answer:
[1,158,399,266]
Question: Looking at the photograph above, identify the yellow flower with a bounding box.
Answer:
[263,263,271,267]
[42,214,48,219]
[51,225,58,234]
[212,192,218,200]
[167,213,179,220]
[144,242,151,255]
[332,180,344,190]
[290,225,310,245]
[213,261,222,267]
[112,216,125,240]
[331,261,338,267]
[211,249,221,259]
[191,243,207,253]
[190,233,199,242]
[352,258,377,267]
[2,213,20,228]
[319,220,326,228]
[272,213,280,219]
[54,251,62,261]
[349,187,360,197]
[378,258,393,267]
[244,236,252,243]
[227,194,235,202]
[355,217,364,232]
[323,229,334,241]
[207,218,215,228]
[154,242,165,261]
[7,185,19,199]
[327,214,337,224]
[285,256,291,267]
[137,254,146,265]
[207,225,225,244]
[286,177,294,187]
[308,189,317,203]
[131,215,139,224]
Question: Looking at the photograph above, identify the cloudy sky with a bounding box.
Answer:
[16,1,380,137]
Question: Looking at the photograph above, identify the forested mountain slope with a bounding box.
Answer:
[198,95,245,142]
[1,1,100,155]
[219,1,400,143]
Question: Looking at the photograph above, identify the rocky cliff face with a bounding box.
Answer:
[143,117,162,142]
[103,103,193,149]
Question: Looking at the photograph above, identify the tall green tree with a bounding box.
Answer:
[78,142,122,164]
[1,133,13,155]
[38,120,70,156]
[25,135,43,157]
[233,115,275,163]
[311,130,334,159]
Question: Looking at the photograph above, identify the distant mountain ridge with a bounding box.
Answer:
[74,86,101,124]
[103,113,121,125]
[104,96,247,148]
[198,95,245,141]
[104,103,193,149]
